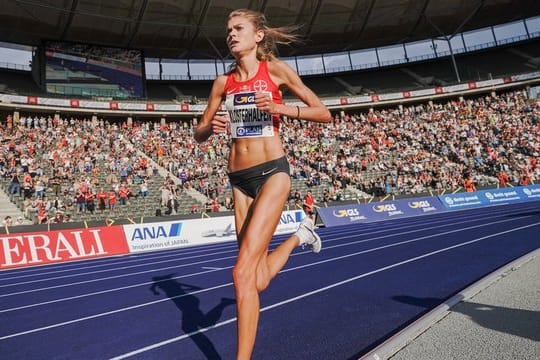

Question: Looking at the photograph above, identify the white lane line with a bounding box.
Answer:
[0,248,239,288]
[0,280,234,341]
[0,213,517,299]
[0,206,508,284]
[0,203,533,282]
[0,212,529,314]
[0,268,224,314]
[0,241,238,280]
[0,209,515,292]
[110,221,540,359]
[0,253,238,298]
[2,221,537,343]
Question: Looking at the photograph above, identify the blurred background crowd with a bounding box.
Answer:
[1,89,538,225]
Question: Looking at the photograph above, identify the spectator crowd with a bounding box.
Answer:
[125,89,539,201]
[1,88,539,225]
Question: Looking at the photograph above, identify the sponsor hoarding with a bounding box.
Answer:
[123,210,306,253]
[317,196,446,227]
[517,184,540,201]
[439,192,486,210]
[0,226,129,269]
[439,185,540,210]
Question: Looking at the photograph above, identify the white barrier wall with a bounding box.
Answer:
[123,210,306,253]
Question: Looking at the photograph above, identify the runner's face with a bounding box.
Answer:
[226,16,263,56]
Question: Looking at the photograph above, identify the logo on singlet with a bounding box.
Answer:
[253,80,268,92]
[236,125,263,137]
[233,92,256,106]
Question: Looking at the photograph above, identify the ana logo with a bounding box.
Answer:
[523,188,531,196]
[131,223,183,241]
[372,204,397,213]
[445,197,454,205]
[280,211,304,224]
[408,200,431,209]
[485,192,494,200]
[233,92,256,106]
[333,208,360,217]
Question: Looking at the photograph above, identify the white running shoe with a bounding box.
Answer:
[295,216,322,253]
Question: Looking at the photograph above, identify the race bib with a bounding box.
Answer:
[225,91,275,138]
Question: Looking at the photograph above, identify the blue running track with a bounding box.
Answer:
[1,201,539,359]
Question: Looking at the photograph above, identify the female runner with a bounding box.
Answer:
[194,8,332,359]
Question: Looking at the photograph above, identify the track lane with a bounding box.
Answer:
[0,201,538,359]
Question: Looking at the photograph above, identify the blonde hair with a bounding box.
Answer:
[227,9,301,62]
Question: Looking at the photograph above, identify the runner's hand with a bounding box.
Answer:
[255,92,275,113]
[211,114,230,134]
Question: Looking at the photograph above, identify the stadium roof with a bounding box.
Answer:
[0,0,539,60]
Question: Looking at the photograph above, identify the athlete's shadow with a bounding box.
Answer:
[393,295,539,341]
[151,274,236,359]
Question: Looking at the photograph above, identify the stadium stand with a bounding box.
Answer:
[0,69,44,96]
[0,39,538,103]
[303,40,540,96]
[4,85,538,227]
[0,36,539,226]
[145,81,180,101]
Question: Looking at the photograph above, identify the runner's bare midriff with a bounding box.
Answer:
[228,136,285,172]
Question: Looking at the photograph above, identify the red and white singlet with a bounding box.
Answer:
[224,61,282,138]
